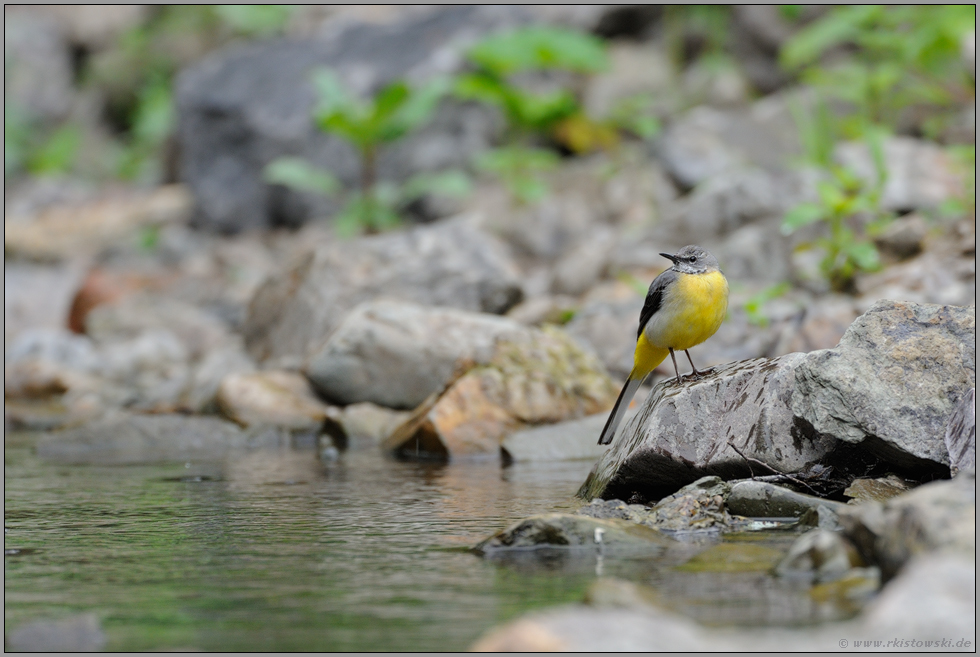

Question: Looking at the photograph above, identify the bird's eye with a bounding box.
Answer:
[688,256,696,263]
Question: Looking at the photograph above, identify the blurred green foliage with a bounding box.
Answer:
[781,4,975,138]
[779,4,974,292]
[266,68,469,235]
[744,282,792,328]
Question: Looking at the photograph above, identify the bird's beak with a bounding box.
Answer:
[660,252,678,264]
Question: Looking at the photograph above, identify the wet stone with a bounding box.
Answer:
[726,481,846,519]
[474,513,672,554]
[774,528,862,583]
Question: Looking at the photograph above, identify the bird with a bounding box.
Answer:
[597,245,729,446]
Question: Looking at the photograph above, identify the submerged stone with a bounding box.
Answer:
[474,513,671,554]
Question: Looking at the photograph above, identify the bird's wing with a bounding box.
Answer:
[637,270,676,339]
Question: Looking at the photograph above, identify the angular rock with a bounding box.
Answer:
[774,529,860,583]
[176,6,526,232]
[838,474,976,581]
[578,354,840,502]
[306,301,525,409]
[792,300,975,471]
[843,475,911,503]
[945,388,976,476]
[473,513,671,554]
[580,477,736,533]
[37,412,290,465]
[6,613,106,653]
[726,481,846,518]
[217,371,327,430]
[384,326,617,459]
[502,411,637,464]
[855,249,976,309]
[244,219,523,366]
[328,402,412,449]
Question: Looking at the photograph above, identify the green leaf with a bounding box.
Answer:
[263,157,340,196]
[214,5,296,37]
[780,4,882,70]
[845,240,881,271]
[27,124,81,175]
[781,203,825,234]
[401,170,472,201]
[468,26,608,76]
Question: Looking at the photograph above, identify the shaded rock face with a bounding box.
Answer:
[384,326,617,459]
[306,301,524,409]
[579,354,838,502]
[176,6,525,232]
[792,300,975,472]
[945,388,976,476]
[243,219,523,367]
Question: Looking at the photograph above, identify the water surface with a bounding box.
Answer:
[5,435,857,651]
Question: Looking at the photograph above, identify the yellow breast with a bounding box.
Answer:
[644,270,729,351]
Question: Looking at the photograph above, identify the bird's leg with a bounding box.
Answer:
[668,348,682,384]
[684,350,704,379]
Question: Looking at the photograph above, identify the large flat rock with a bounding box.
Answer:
[579,354,839,502]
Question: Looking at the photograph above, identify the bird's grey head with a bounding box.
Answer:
[660,245,720,275]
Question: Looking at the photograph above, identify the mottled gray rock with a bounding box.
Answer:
[727,481,847,518]
[843,475,912,503]
[550,227,616,296]
[774,529,860,583]
[306,300,524,409]
[564,296,644,380]
[474,513,672,554]
[945,388,976,476]
[3,11,75,124]
[662,167,813,243]
[244,219,523,367]
[176,6,526,231]
[4,262,87,346]
[6,613,106,653]
[792,300,976,471]
[326,402,411,449]
[578,354,839,502]
[655,100,802,189]
[37,412,290,465]
[502,411,634,463]
[86,294,231,360]
[838,474,976,581]
[835,137,968,212]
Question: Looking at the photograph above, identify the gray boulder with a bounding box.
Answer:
[838,473,976,581]
[37,411,290,465]
[792,300,975,472]
[176,6,526,232]
[306,300,524,409]
[244,219,523,366]
[578,354,839,502]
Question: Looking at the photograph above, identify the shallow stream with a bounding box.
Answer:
[5,435,860,651]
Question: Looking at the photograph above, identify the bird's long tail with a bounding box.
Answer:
[597,338,669,446]
[597,375,643,445]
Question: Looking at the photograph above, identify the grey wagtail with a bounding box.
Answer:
[597,245,729,446]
